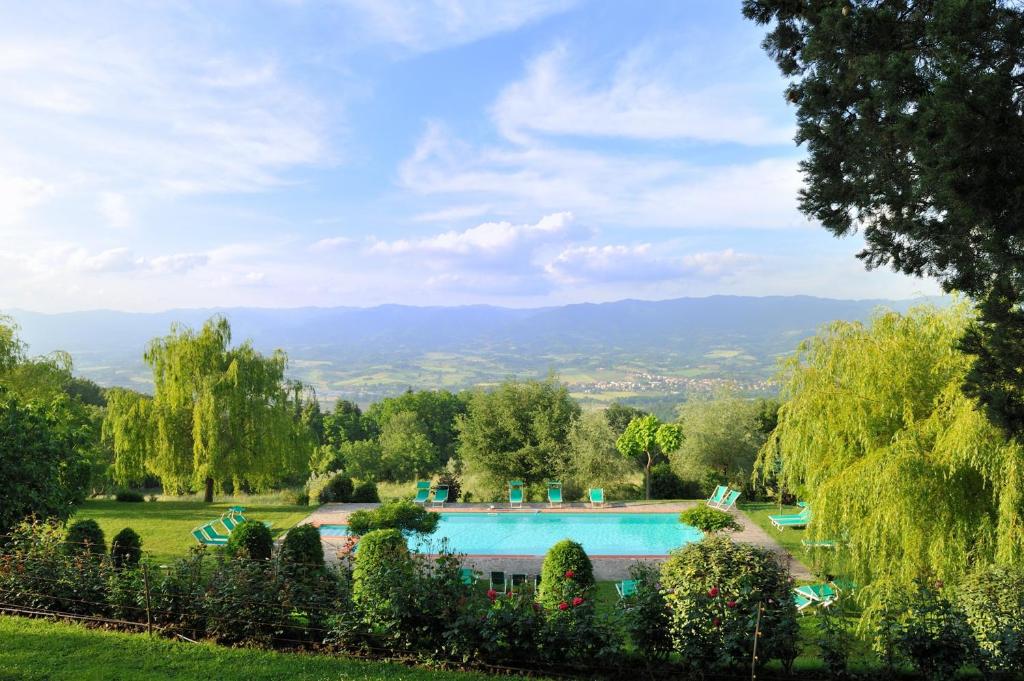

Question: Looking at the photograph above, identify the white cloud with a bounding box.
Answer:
[493,45,794,145]
[399,124,807,229]
[97,192,132,230]
[310,236,354,252]
[546,245,756,284]
[412,204,493,222]
[368,211,579,257]
[337,0,577,52]
[0,174,54,226]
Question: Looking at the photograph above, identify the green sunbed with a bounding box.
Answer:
[228,509,273,529]
[616,579,638,598]
[795,583,837,605]
[202,522,231,542]
[432,485,449,508]
[793,592,814,612]
[770,506,811,530]
[191,527,228,546]
[589,488,605,507]
[711,489,740,511]
[508,481,524,508]
[413,481,431,504]
[459,567,477,586]
[547,481,563,507]
[706,485,728,506]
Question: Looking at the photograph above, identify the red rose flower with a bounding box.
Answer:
[727,600,737,609]
[713,617,721,627]
[708,586,719,598]
[572,597,584,607]
[506,591,513,597]
[486,589,497,600]
[564,570,575,579]
[532,602,541,613]
[558,601,569,611]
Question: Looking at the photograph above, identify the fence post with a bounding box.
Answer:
[142,562,153,637]
[751,601,764,681]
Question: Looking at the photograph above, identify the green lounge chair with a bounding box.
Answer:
[770,506,811,530]
[706,484,728,507]
[616,579,638,599]
[202,522,231,543]
[547,481,563,507]
[459,567,477,586]
[191,527,228,546]
[431,485,449,508]
[793,592,814,612]
[413,481,431,504]
[589,488,606,507]
[794,583,837,606]
[712,489,740,511]
[221,513,240,532]
[489,571,506,591]
[228,509,273,529]
[508,480,524,508]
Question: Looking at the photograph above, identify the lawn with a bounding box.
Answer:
[73,500,311,564]
[0,616,512,681]
[739,501,808,556]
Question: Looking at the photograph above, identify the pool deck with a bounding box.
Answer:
[304,500,813,581]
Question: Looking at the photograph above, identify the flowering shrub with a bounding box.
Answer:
[659,535,798,674]
[957,565,1024,676]
[538,539,594,609]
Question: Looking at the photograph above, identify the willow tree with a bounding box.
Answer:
[104,317,312,501]
[759,303,1024,614]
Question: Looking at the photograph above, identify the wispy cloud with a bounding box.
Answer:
[546,245,757,284]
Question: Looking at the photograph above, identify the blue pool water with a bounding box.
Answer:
[318,512,701,556]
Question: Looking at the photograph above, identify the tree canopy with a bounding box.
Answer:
[743,0,1024,437]
[457,376,580,491]
[672,394,769,493]
[616,414,683,500]
[759,303,1024,614]
[103,316,313,501]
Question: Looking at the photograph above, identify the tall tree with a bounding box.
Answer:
[616,414,683,500]
[378,410,439,481]
[366,389,466,465]
[743,0,1024,437]
[673,395,767,492]
[760,304,1024,613]
[457,377,580,491]
[566,411,635,492]
[104,317,313,502]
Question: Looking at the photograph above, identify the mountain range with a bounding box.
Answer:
[5,295,947,411]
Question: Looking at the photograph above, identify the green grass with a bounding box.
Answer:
[74,500,311,564]
[0,616,510,681]
[739,501,808,557]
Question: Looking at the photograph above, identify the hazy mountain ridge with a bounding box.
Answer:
[5,295,947,407]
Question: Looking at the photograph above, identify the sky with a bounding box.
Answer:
[0,0,942,313]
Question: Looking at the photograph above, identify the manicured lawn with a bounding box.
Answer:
[73,500,311,564]
[740,501,808,556]
[0,616,511,681]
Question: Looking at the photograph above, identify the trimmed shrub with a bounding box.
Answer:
[660,535,798,674]
[958,565,1024,676]
[351,529,413,622]
[883,581,974,681]
[538,539,595,609]
[280,524,324,567]
[110,527,143,568]
[350,480,380,503]
[317,472,354,504]
[65,518,106,556]
[225,520,273,561]
[114,489,144,503]
[649,463,695,499]
[347,499,438,536]
[678,505,742,533]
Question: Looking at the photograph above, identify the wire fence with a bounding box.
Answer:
[0,533,832,681]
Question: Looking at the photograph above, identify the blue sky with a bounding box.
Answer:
[0,0,940,312]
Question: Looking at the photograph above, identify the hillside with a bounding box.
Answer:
[5,295,945,411]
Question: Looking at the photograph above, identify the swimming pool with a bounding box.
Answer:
[318,512,701,556]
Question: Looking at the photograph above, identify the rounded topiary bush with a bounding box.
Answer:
[114,489,145,502]
[352,529,413,621]
[318,472,354,504]
[957,566,1024,676]
[110,527,143,568]
[660,535,797,674]
[649,463,696,499]
[539,539,595,609]
[350,480,379,503]
[280,524,324,567]
[347,498,439,536]
[65,519,106,556]
[678,505,742,533]
[226,520,273,560]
